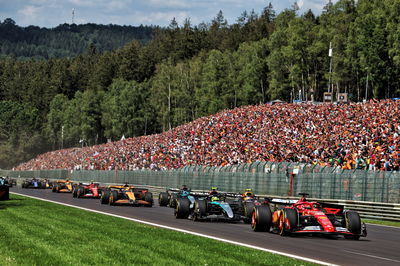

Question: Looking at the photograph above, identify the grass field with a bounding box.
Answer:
[0,194,316,266]
[364,219,400,227]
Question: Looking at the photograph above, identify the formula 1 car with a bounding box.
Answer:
[22,178,47,189]
[52,180,75,193]
[0,177,11,200]
[42,179,54,189]
[2,176,16,187]
[164,186,211,219]
[184,187,244,222]
[234,188,269,224]
[159,188,181,208]
[158,188,179,208]
[0,177,12,186]
[72,182,103,198]
[251,193,367,240]
[159,185,204,209]
[100,184,153,207]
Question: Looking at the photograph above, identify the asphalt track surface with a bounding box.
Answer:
[10,186,400,266]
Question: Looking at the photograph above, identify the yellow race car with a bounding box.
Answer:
[100,184,153,207]
[52,180,75,193]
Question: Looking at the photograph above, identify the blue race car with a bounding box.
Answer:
[22,178,47,189]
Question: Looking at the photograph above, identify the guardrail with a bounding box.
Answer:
[317,199,400,222]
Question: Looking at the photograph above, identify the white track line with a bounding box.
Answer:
[11,192,335,266]
[365,223,400,229]
[344,250,400,263]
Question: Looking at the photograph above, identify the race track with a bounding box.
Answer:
[10,186,400,266]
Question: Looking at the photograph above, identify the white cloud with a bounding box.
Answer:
[68,0,96,7]
[106,0,130,10]
[18,5,41,18]
[146,0,192,9]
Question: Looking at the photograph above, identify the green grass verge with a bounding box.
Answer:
[0,194,316,266]
[364,219,400,227]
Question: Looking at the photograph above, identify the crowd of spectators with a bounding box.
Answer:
[16,99,400,172]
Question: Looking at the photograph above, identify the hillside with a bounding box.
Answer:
[16,100,400,171]
[2,1,400,170]
[0,18,154,59]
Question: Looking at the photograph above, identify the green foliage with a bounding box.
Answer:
[1,1,400,169]
[102,79,149,140]
[0,19,154,59]
[0,101,44,168]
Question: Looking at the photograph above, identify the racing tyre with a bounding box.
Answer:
[41,182,47,189]
[251,205,272,232]
[193,200,207,221]
[279,208,298,236]
[158,192,169,206]
[56,184,61,193]
[72,186,78,198]
[169,193,178,208]
[344,211,361,240]
[243,202,255,224]
[77,187,85,198]
[101,190,110,204]
[109,190,119,205]
[22,182,27,188]
[52,185,57,192]
[144,192,153,207]
[175,198,190,219]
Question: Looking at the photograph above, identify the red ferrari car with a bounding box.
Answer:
[251,193,367,240]
[72,182,103,198]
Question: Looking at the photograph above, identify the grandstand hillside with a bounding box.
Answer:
[16,100,400,172]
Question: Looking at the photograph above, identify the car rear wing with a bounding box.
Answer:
[224,192,242,198]
[190,191,209,197]
[270,198,298,205]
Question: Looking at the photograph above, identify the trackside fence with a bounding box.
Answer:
[2,162,400,203]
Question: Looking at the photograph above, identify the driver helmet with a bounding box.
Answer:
[243,188,254,198]
[210,186,218,195]
[211,196,220,202]
[312,203,321,210]
[181,185,188,191]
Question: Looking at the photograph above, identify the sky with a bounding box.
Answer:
[0,0,338,28]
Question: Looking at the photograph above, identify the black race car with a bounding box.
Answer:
[175,187,245,222]
[158,185,199,208]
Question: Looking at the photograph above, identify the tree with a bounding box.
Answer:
[102,79,149,140]
[197,49,230,115]
[46,94,69,149]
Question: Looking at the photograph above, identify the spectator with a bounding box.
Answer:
[16,100,400,172]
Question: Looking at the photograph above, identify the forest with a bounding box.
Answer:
[1,0,400,169]
[0,18,154,59]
